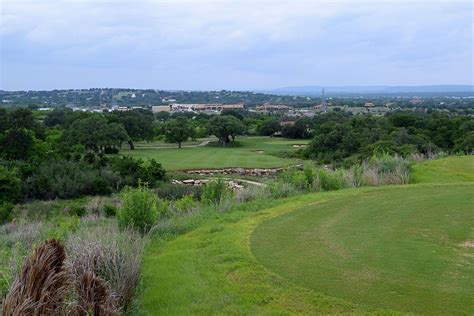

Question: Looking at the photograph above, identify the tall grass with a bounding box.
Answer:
[66,223,144,311]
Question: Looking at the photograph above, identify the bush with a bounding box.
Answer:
[110,156,166,187]
[0,165,21,204]
[47,216,80,241]
[0,202,14,223]
[69,205,87,217]
[118,184,163,234]
[154,183,202,200]
[346,163,364,188]
[202,179,233,205]
[26,159,117,200]
[172,195,198,214]
[317,169,346,191]
[103,204,117,217]
[266,180,299,198]
[366,154,410,185]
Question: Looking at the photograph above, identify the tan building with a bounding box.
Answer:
[256,103,291,112]
[153,103,243,113]
[152,105,173,113]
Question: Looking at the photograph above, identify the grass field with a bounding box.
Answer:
[121,137,308,170]
[136,156,474,315]
[251,184,474,315]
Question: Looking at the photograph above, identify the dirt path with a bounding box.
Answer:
[219,178,266,187]
[137,140,210,149]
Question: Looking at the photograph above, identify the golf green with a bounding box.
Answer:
[251,184,474,315]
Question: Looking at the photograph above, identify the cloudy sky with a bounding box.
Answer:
[0,0,473,90]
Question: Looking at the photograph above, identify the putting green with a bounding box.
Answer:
[251,184,474,315]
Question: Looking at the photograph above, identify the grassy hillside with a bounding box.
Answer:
[121,137,308,170]
[411,155,474,183]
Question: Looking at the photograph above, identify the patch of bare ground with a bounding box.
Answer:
[461,240,474,248]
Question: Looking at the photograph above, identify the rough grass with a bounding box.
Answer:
[410,155,474,183]
[251,184,474,315]
[120,137,308,170]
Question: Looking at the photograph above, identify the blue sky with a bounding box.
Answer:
[1,0,473,90]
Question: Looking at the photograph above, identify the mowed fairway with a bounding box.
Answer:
[121,137,308,170]
[251,184,474,315]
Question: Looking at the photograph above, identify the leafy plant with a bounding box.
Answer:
[202,179,233,205]
[118,184,162,234]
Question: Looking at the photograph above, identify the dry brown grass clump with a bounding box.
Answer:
[71,271,117,316]
[1,239,69,315]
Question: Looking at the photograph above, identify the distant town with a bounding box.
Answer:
[1,88,473,118]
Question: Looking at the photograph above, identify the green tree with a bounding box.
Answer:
[0,165,21,204]
[63,115,129,153]
[115,110,155,150]
[164,117,195,148]
[258,119,281,136]
[0,128,36,160]
[207,115,246,146]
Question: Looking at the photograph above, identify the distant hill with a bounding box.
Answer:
[266,85,474,97]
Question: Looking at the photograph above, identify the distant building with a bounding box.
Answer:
[410,97,423,105]
[280,121,295,126]
[161,97,177,103]
[364,102,375,107]
[152,105,172,113]
[152,103,244,113]
[256,103,291,112]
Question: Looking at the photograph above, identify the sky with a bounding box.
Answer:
[0,0,473,91]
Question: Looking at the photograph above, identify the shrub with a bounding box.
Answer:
[266,180,299,198]
[118,184,162,234]
[155,183,202,200]
[69,205,87,217]
[172,195,198,214]
[0,165,21,205]
[366,154,410,185]
[26,159,116,200]
[346,163,364,188]
[317,169,346,191]
[103,204,117,217]
[235,185,267,202]
[202,179,233,205]
[48,216,80,241]
[0,201,14,224]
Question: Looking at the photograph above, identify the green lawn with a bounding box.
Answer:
[136,189,399,315]
[251,184,474,315]
[411,155,474,183]
[121,137,308,170]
